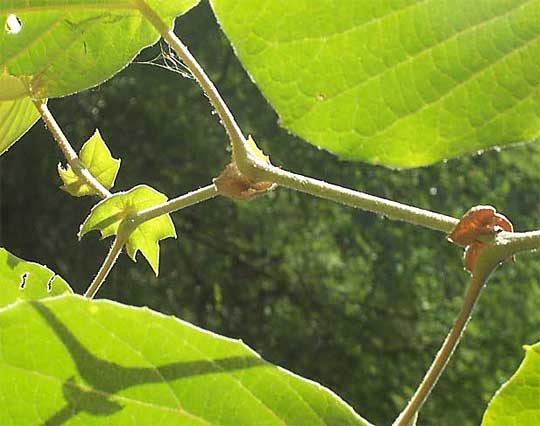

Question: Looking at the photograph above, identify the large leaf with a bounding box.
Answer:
[0,247,72,308]
[0,294,371,425]
[0,72,40,154]
[0,0,200,99]
[79,184,176,275]
[482,343,540,425]
[58,129,121,197]
[210,0,540,168]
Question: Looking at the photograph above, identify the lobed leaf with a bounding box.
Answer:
[0,294,371,425]
[482,343,540,425]
[79,184,176,275]
[0,247,72,308]
[210,0,540,168]
[58,129,121,197]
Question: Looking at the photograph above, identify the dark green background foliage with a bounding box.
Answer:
[1,4,538,425]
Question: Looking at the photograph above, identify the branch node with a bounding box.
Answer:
[214,135,276,200]
[446,205,515,273]
[214,162,275,200]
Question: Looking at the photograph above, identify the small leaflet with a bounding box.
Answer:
[79,185,177,275]
[58,129,120,197]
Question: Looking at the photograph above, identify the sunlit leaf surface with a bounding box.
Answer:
[0,0,200,98]
[0,294,371,425]
[211,0,540,167]
[482,342,540,425]
[0,247,72,308]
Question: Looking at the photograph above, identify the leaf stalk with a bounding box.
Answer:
[32,100,111,199]
[84,235,125,299]
[133,0,247,156]
[135,0,460,235]
[393,254,499,426]
[246,160,459,233]
[132,184,218,225]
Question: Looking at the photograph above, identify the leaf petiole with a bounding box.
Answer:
[132,184,218,225]
[84,235,125,299]
[32,100,111,199]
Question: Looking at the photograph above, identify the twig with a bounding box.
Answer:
[132,184,218,225]
[32,100,111,199]
[133,0,247,156]
[84,185,218,298]
[393,257,498,425]
[84,235,125,298]
[136,8,540,245]
[249,161,459,234]
[494,229,540,253]
[129,9,540,422]
[134,1,459,235]
[68,3,540,420]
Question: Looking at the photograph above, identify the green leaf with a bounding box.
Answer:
[58,129,121,197]
[0,0,200,99]
[80,185,176,275]
[0,294,371,426]
[0,247,72,308]
[482,343,540,425]
[0,97,39,155]
[210,0,540,168]
[0,72,40,155]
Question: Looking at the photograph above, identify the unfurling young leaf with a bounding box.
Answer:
[79,185,176,275]
[58,129,120,197]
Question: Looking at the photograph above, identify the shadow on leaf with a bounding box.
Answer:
[31,301,267,425]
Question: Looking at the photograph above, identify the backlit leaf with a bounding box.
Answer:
[0,0,200,99]
[0,294,371,426]
[210,0,540,168]
[58,129,121,197]
[79,185,176,275]
[0,247,72,308]
[482,343,540,425]
[0,71,39,155]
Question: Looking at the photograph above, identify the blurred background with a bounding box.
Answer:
[1,3,539,425]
